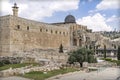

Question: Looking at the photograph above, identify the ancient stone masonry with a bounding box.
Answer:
[0,3,92,56]
[0,15,71,56]
[0,64,61,77]
[0,3,119,58]
[0,15,11,56]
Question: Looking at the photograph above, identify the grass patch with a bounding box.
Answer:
[22,68,79,80]
[100,58,120,66]
[111,60,120,66]
[0,63,39,71]
[100,58,112,61]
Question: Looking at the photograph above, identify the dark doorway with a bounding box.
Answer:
[79,39,82,47]
[73,39,77,46]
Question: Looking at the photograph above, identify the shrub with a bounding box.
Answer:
[0,60,11,67]
[104,58,112,61]
[0,61,4,67]
[2,60,11,65]
[117,46,120,60]
[116,60,120,66]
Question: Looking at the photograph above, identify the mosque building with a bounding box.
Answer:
[0,3,118,57]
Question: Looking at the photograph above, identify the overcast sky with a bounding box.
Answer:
[0,0,120,31]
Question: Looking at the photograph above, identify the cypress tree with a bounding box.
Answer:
[103,45,106,58]
[89,45,92,50]
[59,44,63,53]
[117,46,120,60]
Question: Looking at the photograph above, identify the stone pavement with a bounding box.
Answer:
[46,67,120,80]
[0,76,31,80]
[0,67,120,80]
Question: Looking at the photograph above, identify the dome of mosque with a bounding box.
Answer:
[64,15,76,23]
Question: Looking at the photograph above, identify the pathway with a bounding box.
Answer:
[1,67,119,80]
[46,67,120,80]
[0,76,31,80]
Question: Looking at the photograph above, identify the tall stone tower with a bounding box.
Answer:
[12,3,19,16]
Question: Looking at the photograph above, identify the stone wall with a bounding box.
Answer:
[0,15,11,56]
[1,15,119,57]
[0,56,23,64]
[0,64,61,77]
[0,15,71,56]
[9,15,70,52]
[12,49,69,64]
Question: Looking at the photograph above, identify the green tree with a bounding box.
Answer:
[68,48,96,67]
[59,44,63,53]
[103,45,107,58]
[87,50,96,63]
[117,46,120,60]
[89,45,92,50]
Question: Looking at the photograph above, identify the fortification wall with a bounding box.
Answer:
[0,15,11,56]
[8,15,70,54]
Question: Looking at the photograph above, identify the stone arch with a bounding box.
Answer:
[17,25,20,29]
[46,29,48,32]
[51,30,53,33]
[73,38,77,46]
[27,26,29,30]
[59,31,61,34]
[55,31,57,34]
[79,39,82,47]
[40,28,42,32]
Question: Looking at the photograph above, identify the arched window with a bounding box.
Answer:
[27,26,29,30]
[55,31,57,34]
[63,32,65,35]
[17,25,20,29]
[79,39,82,47]
[59,31,61,34]
[46,29,48,32]
[40,28,42,32]
[73,39,77,46]
[51,30,53,33]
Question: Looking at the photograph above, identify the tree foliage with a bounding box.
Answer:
[103,45,107,58]
[89,45,92,50]
[117,46,120,60]
[68,48,97,67]
[59,44,63,53]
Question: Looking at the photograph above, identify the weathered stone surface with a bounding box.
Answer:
[0,63,61,77]
[0,4,120,58]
